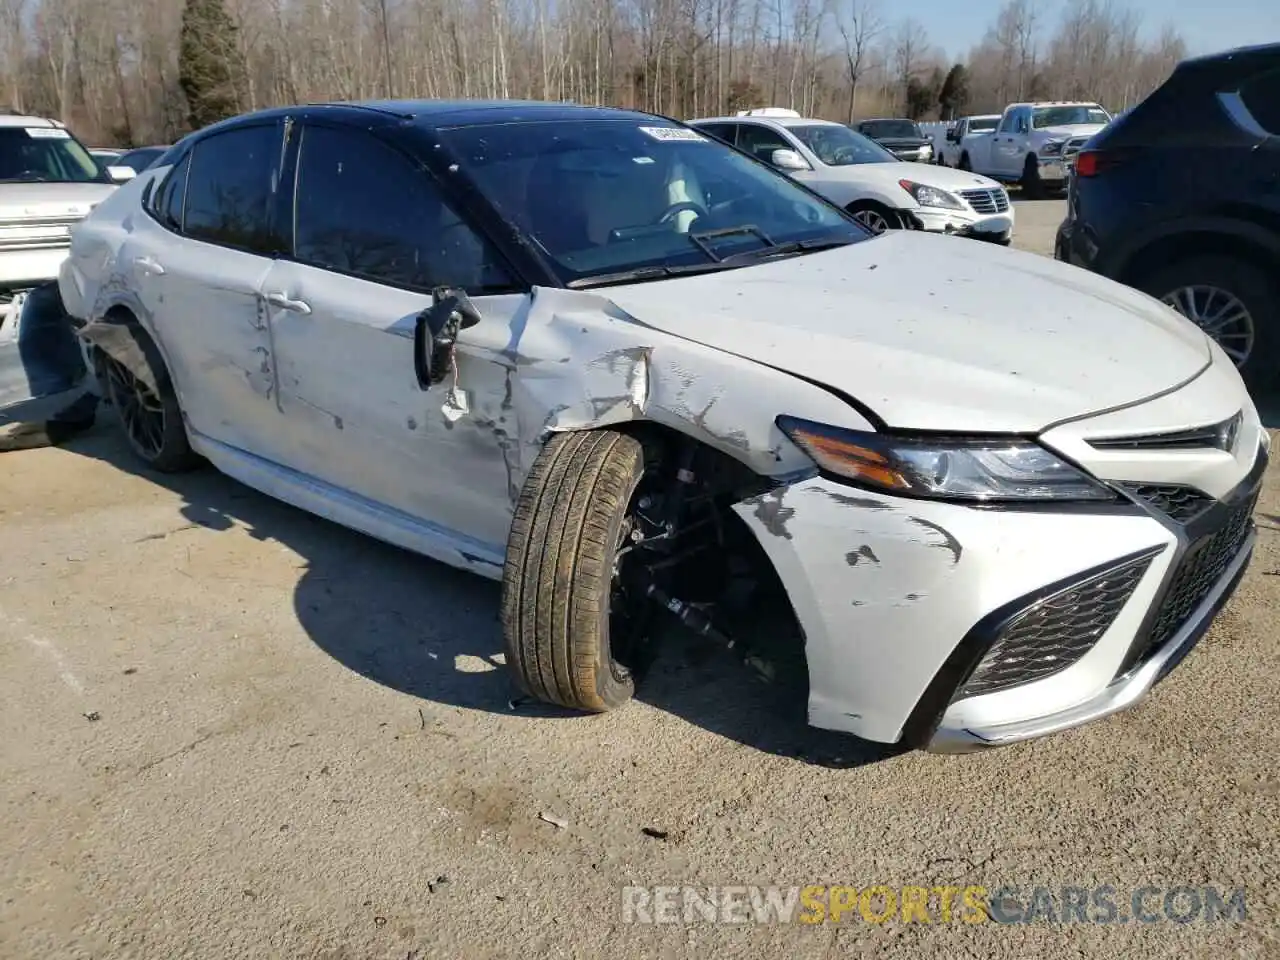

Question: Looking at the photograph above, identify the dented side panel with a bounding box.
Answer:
[733,478,1172,743]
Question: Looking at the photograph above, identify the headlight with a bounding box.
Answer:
[777,416,1116,502]
[919,143,932,156]
[898,179,964,210]
[1040,139,1065,156]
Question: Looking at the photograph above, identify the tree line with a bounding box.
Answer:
[0,0,1191,147]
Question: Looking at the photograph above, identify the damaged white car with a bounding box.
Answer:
[60,101,1268,752]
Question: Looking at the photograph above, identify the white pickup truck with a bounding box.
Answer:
[954,101,1111,196]
[935,114,1000,167]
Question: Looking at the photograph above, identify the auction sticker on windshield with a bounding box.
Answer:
[24,127,70,139]
[639,126,708,143]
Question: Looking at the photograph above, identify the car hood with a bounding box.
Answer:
[0,182,116,222]
[874,136,930,148]
[1039,123,1107,141]
[603,231,1211,433]
[828,161,1003,194]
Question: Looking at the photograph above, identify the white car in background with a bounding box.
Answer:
[691,113,1015,244]
[935,114,1001,167]
[1,111,130,420]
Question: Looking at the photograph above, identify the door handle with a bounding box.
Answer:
[264,291,312,315]
[134,255,165,275]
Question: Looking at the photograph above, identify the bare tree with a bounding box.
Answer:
[833,0,880,123]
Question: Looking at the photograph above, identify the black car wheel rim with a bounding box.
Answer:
[102,354,165,457]
[1161,284,1255,367]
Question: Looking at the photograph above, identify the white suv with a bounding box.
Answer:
[691,113,1015,244]
[0,112,132,323]
[0,111,132,416]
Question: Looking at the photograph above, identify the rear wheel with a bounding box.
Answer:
[95,341,201,472]
[1140,256,1278,393]
[958,153,971,171]
[1021,154,1043,198]
[501,430,649,712]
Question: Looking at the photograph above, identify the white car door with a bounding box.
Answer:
[130,122,285,457]
[992,108,1027,177]
[259,122,522,552]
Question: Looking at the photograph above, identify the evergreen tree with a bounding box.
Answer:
[178,0,247,132]
[938,64,971,121]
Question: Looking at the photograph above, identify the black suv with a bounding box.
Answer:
[1055,43,1280,393]
[854,118,934,163]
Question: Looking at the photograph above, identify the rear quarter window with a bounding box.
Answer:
[1238,68,1280,136]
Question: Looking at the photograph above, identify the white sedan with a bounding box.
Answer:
[61,100,1265,752]
[691,113,1015,243]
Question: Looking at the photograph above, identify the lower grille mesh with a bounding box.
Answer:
[1134,492,1257,665]
[960,553,1153,698]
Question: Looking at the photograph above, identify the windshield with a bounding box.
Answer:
[1032,105,1110,128]
[790,124,898,166]
[438,119,865,285]
[0,126,106,183]
[859,120,922,139]
[969,117,999,133]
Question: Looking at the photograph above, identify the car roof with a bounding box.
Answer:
[184,100,675,144]
[0,113,62,128]
[690,114,839,129]
[858,117,918,123]
[1007,101,1104,109]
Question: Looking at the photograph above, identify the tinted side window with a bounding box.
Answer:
[183,124,283,254]
[697,123,738,146]
[1239,69,1280,135]
[736,124,792,164]
[293,125,517,293]
[997,111,1014,134]
[151,154,190,231]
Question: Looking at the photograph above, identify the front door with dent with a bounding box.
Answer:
[261,122,527,551]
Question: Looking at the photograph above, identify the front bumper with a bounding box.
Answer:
[1,247,72,323]
[911,207,1014,243]
[1036,155,1068,182]
[928,527,1255,751]
[733,370,1267,750]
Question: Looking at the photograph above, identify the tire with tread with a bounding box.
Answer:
[1138,254,1278,394]
[1021,154,1044,198]
[94,335,201,473]
[501,429,645,712]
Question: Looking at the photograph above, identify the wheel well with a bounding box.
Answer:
[846,198,892,213]
[571,419,806,686]
[1118,231,1280,288]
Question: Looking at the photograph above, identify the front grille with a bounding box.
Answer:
[1089,413,1243,452]
[959,552,1154,698]
[959,187,1010,214]
[1122,484,1215,524]
[1135,491,1257,664]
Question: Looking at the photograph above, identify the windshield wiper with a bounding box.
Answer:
[567,261,745,290]
[717,236,855,265]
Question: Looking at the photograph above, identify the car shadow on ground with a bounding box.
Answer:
[69,425,899,770]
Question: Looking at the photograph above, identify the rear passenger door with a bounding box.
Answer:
[259,122,528,550]
[136,121,287,456]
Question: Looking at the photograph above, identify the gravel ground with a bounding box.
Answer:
[3,199,1279,959]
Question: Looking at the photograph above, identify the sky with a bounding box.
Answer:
[910,0,1279,62]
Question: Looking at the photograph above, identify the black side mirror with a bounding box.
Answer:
[414,287,482,390]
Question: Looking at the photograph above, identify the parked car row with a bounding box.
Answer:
[692,111,1014,243]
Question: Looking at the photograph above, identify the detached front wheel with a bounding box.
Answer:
[501,430,649,712]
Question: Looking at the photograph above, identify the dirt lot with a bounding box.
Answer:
[3,199,1279,959]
